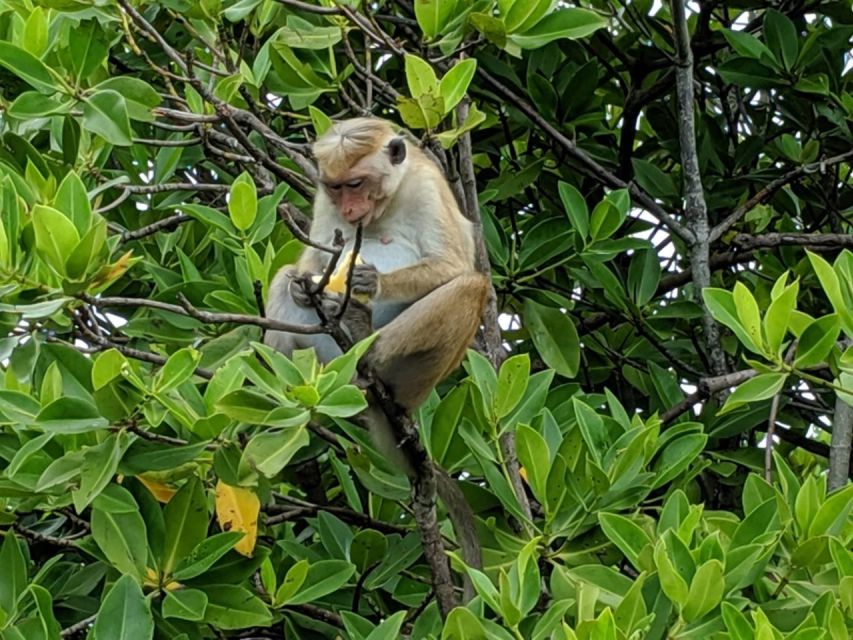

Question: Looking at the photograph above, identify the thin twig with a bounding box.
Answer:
[60,614,97,638]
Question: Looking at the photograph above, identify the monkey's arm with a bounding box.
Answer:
[364,258,469,303]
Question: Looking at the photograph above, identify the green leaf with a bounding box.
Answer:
[651,432,707,488]
[721,602,754,640]
[598,513,651,571]
[494,354,530,419]
[0,532,27,619]
[438,58,477,113]
[559,181,589,239]
[22,7,48,56]
[27,584,62,639]
[682,559,724,622]
[516,424,549,503]
[703,288,762,354]
[572,397,608,464]
[504,0,551,33]
[240,426,310,477]
[171,532,244,580]
[722,29,777,66]
[794,314,840,369]
[763,278,798,355]
[161,476,208,574]
[203,585,272,629]
[32,204,80,276]
[83,90,134,146]
[510,9,607,49]
[275,16,342,50]
[717,57,783,89]
[154,347,201,393]
[274,559,308,605]
[523,299,580,378]
[654,538,689,608]
[91,485,148,580]
[72,433,125,511]
[93,574,154,640]
[442,607,488,640]
[807,251,853,334]
[66,217,107,281]
[7,92,71,118]
[92,348,128,390]
[404,54,439,98]
[589,199,624,241]
[309,106,332,136]
[366,611,407,640]
[280,560,355,605]
[414,0,458,38]
[631,158,678,199]
[55,171,93,232]
[764,9,798,70]
[627,249,661,307]
[35,396,109,433]
[733,282,763,352]
[162,588,208,621]
[229,172,258,232]
[720,373,786,415]
[0,41,58,93]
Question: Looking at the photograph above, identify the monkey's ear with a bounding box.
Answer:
[387,137,407,165]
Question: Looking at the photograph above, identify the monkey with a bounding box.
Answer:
[265,117,489,593]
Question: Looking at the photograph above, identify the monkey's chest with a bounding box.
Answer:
[348,236,419,329]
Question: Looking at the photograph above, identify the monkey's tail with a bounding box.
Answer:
[435,466,483,602]
[364,403,483,601]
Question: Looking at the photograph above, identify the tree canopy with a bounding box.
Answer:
[0,0,851,639]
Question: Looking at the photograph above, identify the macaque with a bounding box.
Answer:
[265,117,488,585]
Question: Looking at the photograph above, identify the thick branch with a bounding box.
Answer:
[661,370,756,424]
[671,0,727,377]
[829,350,853,491]
[732,232,853,251]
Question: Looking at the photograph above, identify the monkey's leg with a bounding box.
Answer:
[264,267,343,363]
[368,272,490,411]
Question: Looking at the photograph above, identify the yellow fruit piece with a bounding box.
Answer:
[137,475,177,504]
[215,480,260,557]
[312,250,369,302]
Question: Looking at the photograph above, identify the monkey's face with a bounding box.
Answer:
[317,134,408,226]
[323,176,381,224]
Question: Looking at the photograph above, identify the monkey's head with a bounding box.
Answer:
[313,118,408,226]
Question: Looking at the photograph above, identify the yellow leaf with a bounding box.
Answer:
[137,474,177,504]
[519,466,528,483]
[215,480,259,557]
[144,567,159,588]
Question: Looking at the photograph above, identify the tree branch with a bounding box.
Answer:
[86,295,325,335]
[477,67,695,244]
[661,370,756,424]
[671,0,727,377]
[710,149,853,242]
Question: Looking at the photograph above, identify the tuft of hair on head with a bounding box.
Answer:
[313,118,398,181]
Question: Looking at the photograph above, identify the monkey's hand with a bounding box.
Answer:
[289,274,316,308]
[351,263,380,299]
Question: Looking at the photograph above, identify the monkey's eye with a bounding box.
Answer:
[327,184,342,191]
[345,179,364,188]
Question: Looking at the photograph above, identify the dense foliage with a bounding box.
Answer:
[0,0,851,638]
